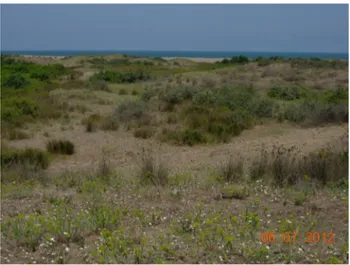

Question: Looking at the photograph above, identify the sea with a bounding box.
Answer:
[1,50,348,60]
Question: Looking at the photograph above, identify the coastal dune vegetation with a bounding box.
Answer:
[1,53,348,264]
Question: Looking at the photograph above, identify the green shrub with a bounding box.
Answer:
[183,106,253,143]
[30,72,50,81]
[250,97,276,118]
[2,75,30,89]
[140,88,157,102]
[305,103,348,126]
[1,148,49,171]
[231,55,249,64]
[46,140,75,155]
[290,58,348,70]
[160,86,197,106]
[220,55,249,64]
[116,100,149,123]
[162,129,208,146]
[281,100,348,125]
[91,70,150,83]
[119,88,128,95]
[267,85,305,100]
[323,87,348,104]
[192,89,217,105]
[2,98,39,123]
[220,185,248,199]
[208,108,253,138]
[84,80,111,92]
[215,85,257,111]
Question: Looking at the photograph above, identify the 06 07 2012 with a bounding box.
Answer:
[260,232,335,244]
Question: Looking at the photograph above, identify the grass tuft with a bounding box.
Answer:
[46,139,75,155]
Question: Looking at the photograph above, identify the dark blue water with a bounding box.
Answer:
[1,50,348,60]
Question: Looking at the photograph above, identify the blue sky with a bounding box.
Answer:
[1,4,348,53]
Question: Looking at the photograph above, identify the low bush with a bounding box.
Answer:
[160,86,197,107]
[115,100,150,123]
[220,55,249,65]
[2,97,39,124]
[82,114,103,131]
[281,100,348,125]
[192,89,217,105]
[133,127,156,139]
[140,88,158,102]
[161,128,208,146]
[84,80,111,92]
[46,140,75,155]
[100,116,120,131]
[1,148,49,171]
[91,70,150,84]
[167,113,178,124]
[2,75,30,89]
[220,185,249,199]
[323,87,348,104]
[119,88,128,95]
[267,85,306,100]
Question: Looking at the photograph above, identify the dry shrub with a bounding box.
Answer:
[133,127,156,139]
[136,148,169,186]
[218,155,244,183]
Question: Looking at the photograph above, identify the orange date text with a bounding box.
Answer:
[260,232,335,243]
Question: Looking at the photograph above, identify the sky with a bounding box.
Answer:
[1,4,348,53]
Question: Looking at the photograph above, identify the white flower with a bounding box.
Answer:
[266,255,269,259]
[266,245,270,250]
[65,247,70,252]
[63,232,68,235]
[50,237,55,242]
[287,220,292,224]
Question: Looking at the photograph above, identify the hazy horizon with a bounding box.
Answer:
[1,4,348,53]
